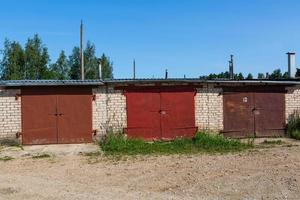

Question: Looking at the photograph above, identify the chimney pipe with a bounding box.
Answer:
[229,55,234,80]
[165,69,168,79]
[98,59,102,79]
[287,52,296,79]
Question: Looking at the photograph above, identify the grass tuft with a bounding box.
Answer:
[32,153,51,159]
[262,140,284,145]
[287,112,300,140]
[99,132,252,155]
[0,139,21,147]
[0,156,14,162]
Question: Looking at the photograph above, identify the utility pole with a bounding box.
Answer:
[80,20,84,80]
[165,69,168,79]
[133,59,136,79]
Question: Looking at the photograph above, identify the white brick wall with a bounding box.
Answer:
[92,86,127,136]
[0,88,21,138]
[195,85,223,131]
[285,86,300,121]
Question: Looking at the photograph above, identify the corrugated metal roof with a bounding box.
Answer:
[0,79,104,87]
[1,78,300,87]
[104,78,300,85]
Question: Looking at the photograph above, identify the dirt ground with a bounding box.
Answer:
[0,140,300,200]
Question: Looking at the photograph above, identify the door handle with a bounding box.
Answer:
[159,110,167,115]
[54,113,64,116]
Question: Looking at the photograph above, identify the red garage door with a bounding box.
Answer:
[22,87,93,145]
[125,87,197,140]
[223,87,285,138]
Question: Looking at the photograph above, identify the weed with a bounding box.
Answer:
[287,112,300,140]
[262,140,284,145]
[99,132,252,156]
[0,156,14,162]
[32,153,51,159]
[0,139,21,147]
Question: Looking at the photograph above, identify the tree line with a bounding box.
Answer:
[0,34,113,80]
[200,68,300,80]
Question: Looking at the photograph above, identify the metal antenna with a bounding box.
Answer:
[80,20,84,80]
[133,59,136,79]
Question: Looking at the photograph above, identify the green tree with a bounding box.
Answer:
[269,69,282,79]
[282,71,289,79]
[0,39,25,80]
[24,34,50,79]
[257,73,265,79]
[50,50,69,80]
[234,73,244,80]
[296,68,300,78]
[99,53,113,79]
[246,73,253,80]
[84,41,98,79]
[68,47,81,79]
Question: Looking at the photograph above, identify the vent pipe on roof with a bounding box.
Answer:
[133,59,136,79]
[165,69,168,79]
[98,59,102,80]
[287,52,296,79]
[229,55,234,80]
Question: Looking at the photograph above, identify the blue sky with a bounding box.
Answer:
[0,0,300,78]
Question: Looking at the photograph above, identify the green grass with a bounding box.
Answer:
[0,156,14,162]
[99,132,252,155]
[0,139,21,147]
[290,130,300,140]
[287,112,300,140]
[32,153,51,159]
[262,139,284,145]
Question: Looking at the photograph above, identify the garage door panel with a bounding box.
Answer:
[22,87,93,145]
[254,92,285,137]
[223,93,254,137]
[57,91,93,144]
[125,90,161,139]
[160,91,196,139]
[223,89,286,138]
[22,94,58,145]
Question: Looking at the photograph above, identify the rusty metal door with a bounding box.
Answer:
[57,88,93,144]
[254,92,285,137]
[125,87,196,140]
[22,87,92,145]
[223,92,255,138]
[22,89,58,145]
[125,88,161,140]
[160,88,196,139]
[223,87,285,138]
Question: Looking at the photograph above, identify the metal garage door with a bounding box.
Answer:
[223,87,285,138]
[125,87,197,140]
[22,87,93,145]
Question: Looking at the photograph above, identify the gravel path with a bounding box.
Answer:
[0,141,299,199]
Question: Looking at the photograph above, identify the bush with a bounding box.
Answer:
[99,132,251,155]
[287,112,300,140]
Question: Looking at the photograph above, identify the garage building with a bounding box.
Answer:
[0,79,300,144]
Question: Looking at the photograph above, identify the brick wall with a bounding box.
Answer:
[0,88,21,138]
[92,86,127,136]
[195,85,223,131]
[285,86,300,121]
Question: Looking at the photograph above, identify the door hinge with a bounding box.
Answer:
[15,94,21,100]
[16,132,22,138]
[92,94,96,101]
